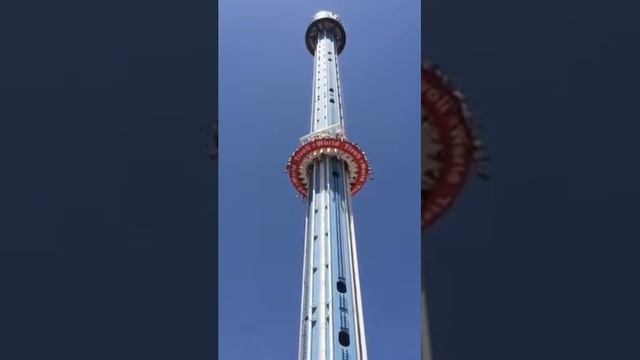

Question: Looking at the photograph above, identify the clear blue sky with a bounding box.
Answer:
[219,0,420,358]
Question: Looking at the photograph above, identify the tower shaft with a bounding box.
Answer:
[293,11,368,360]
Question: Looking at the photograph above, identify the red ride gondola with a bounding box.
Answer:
[422,64,486,229]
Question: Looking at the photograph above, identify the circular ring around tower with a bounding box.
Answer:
[422,64,477,229]
[305,11,346,55]
[287,137,370,198]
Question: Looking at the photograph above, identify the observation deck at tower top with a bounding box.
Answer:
[305,11,346,55]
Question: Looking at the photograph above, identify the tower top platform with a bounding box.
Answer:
[305,10,346,55]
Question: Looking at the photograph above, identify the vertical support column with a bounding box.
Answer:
[297,11,367,360]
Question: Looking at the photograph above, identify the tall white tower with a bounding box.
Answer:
[287,11,371,360]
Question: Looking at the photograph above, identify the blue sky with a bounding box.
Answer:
[219,0,420,358]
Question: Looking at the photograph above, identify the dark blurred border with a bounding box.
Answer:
[0,1,218,358]
[422,0,640,359]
